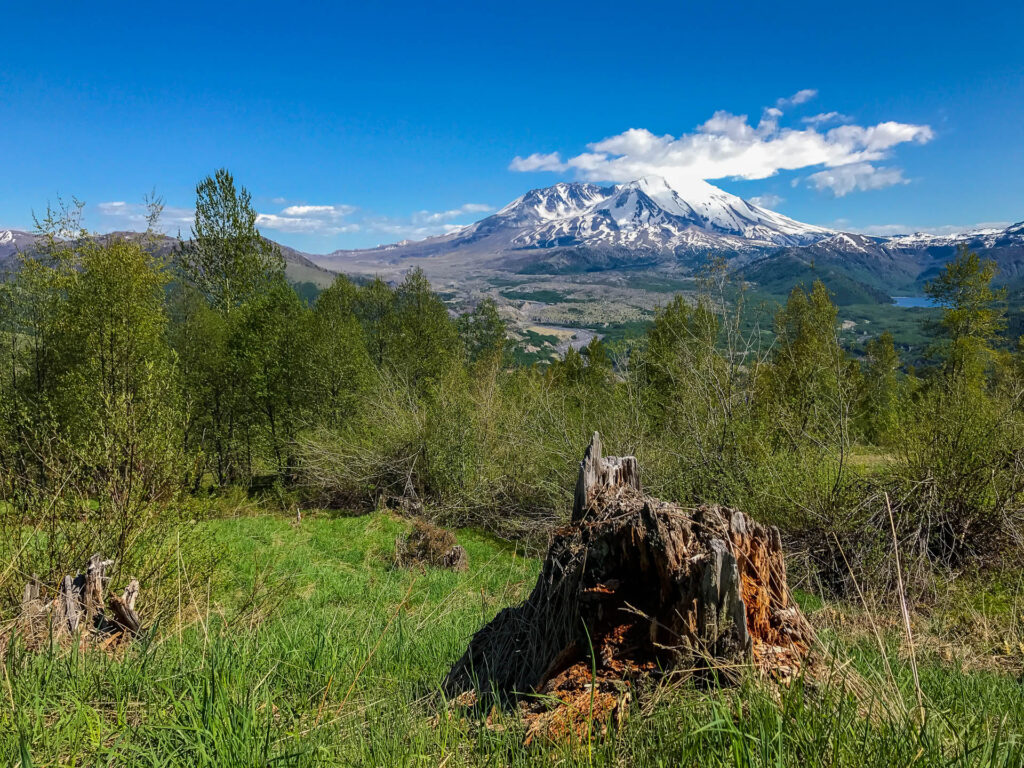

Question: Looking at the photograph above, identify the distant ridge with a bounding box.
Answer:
[0,229,337,288]
[4,181,1022,300]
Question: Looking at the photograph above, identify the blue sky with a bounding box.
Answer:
[2,1,1022,252]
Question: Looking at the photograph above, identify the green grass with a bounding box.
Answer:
[3,511,1023,766]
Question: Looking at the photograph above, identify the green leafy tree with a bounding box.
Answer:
[0,198,207,606]
[170,169,295,485]
[761,281,856,523]
[386,268,461,386]
[58,236,185,522]
[582,336,614,389]
[767,281,852,443]
[925,245,1006,377]
[353,278,397,367]
[301,276,373,429]
[167,283,231,486]
[643,295,719,408]
[889,247,1019,565]
[549,345,586,384]
[855,331,903,445]
[178,168,284,312]
[230,276,306,475]
[457,297,506,364]
[639,289,768,506]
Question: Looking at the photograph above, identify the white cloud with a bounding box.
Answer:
[279,204,357,218]
[410,203,494,225]
[805,163,908,196]
[256,201,361,235]
[777,89,818,108]
[748,193,784,209]
[509,152,568,172]
[96,201,194,231]
[802,111,851,126]
[255,213,361,235]
[509,94,934,198]
[360,203,494,239]
[256,201,492,239]
[97,197,494,241]
[360,217,469,239]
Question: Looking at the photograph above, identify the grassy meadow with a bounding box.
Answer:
[3,509,1023,767]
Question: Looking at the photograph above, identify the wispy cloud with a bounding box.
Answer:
[279,204,356,217]
[96,201,194,231]
[776,88,817,108]
[510,92,933,197]
[409,203,494,225]
[801,111,851,126]
[96,198,494,241]
[509,152,567,172]
[256,203,360,234]
[256,201,493,238]
[748,193,784,209]
[805,163,908,196]
[255,213,361,235]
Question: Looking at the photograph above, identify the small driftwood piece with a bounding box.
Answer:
[15,555,143,648]
[445,433,815,743]
[18,576,47,634]
[59,574,81,636]
[108,579,141,635]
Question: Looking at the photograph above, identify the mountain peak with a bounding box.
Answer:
[324,177,838,269]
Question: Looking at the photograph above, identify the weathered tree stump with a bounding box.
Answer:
[15,554,143,648]
[444,433,814,742]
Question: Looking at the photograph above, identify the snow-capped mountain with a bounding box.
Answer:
[500,177,831,252]
[0,229,38,263]
[325,176,835,273]
[321,177,1024,299]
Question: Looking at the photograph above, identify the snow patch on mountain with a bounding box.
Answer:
[887,226,1018,249]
